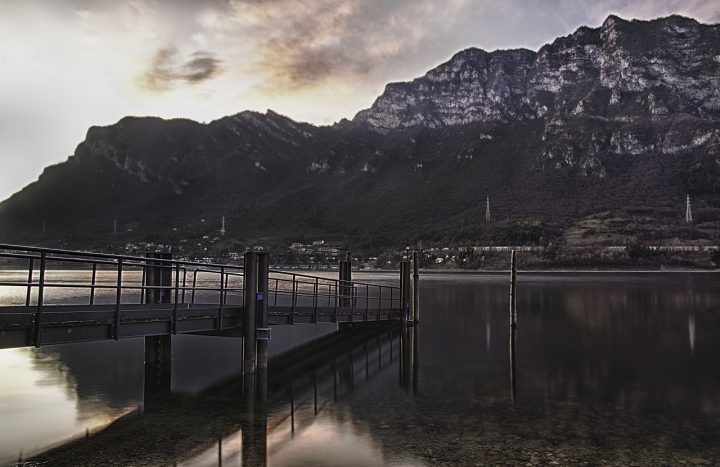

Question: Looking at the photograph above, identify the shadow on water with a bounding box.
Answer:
[24,325,418,466]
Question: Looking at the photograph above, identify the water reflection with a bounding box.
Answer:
[0,344,139,465]
[3,272,720,465]
[178,409,387,467]
[23,326,419,466]
[689,314,696,354]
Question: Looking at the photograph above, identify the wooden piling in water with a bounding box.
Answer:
[243,251,258,374]
[510,250,517,328]
[510,326,517,402]
[412,251,420,323]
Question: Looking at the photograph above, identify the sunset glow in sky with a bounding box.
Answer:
[1,0,719,201]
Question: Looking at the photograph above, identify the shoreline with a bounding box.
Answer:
[352,268,719,274]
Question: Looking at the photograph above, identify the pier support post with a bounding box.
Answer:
[144,335,171,401]
[243,252,258,374]
[412,251,420,323]
[257,252,270,371]
[256,369,269,466]
[145,253,172,304]
[413,324,419,394]
[400,261,411,325]
[241,371,256,465]
[399,325,412,390]
[510,250,517,328]
[510,326,517,402]
[339,251,352,307]
[144,335,171,363]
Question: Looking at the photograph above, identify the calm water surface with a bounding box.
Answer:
[1,272,719,466]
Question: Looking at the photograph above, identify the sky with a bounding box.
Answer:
[1,0,719,202]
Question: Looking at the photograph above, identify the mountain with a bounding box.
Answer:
[1,15,719,256]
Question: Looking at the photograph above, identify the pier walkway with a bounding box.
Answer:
[0,245,416,371]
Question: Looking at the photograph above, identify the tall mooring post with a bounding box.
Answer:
[509,250,518,401]
[256,252,270,371]
[241,370,256,465]
[412,251,420,323]
[510,325,517,402]
[339,251,352,307]
[400,261,411,325]
[509,250,517,328]
[243,251,258,374]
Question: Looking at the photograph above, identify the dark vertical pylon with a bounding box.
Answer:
[400,261,411,325]
[257,252,270,371]
[412,251,420,323]
[510,326,517,402]
[144,252,171,304]
[509,250,517,328]
[338,251,352,307]
[243,252,258,374]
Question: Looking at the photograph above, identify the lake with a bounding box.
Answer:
[1,271,719,466]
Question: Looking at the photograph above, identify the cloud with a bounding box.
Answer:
[220,0,475,92]
[141,47,224,91]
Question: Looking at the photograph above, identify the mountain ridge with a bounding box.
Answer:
[1,14,719,260]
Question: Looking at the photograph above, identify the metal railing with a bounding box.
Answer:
[0,244,402,346]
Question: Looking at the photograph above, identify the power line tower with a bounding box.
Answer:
[485,196,490,221]
[220,216,226,235]
[686,195,693,223]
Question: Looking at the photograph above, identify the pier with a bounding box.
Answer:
[0,244,418,374]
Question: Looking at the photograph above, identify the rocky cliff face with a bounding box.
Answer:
[355,15,720,132]
[1,15,719,248]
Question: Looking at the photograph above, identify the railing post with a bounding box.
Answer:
[114,258,123,340]
[90,262,97,305]
[173,262,180,334]
[257,252,270,371]
[140,263,146,304]
[26,258,34,307]
[219,266,225,331]
[313,277,318,321]
[191,269,198,304]
[33,252,47,347]
[291,275,296,325]
[181,268,187,303]
[243,251,258,374]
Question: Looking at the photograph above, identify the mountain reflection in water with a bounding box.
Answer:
[1,272,719,465]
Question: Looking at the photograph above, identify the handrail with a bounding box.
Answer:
[0,243,244,271]
[0,244,401,311]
